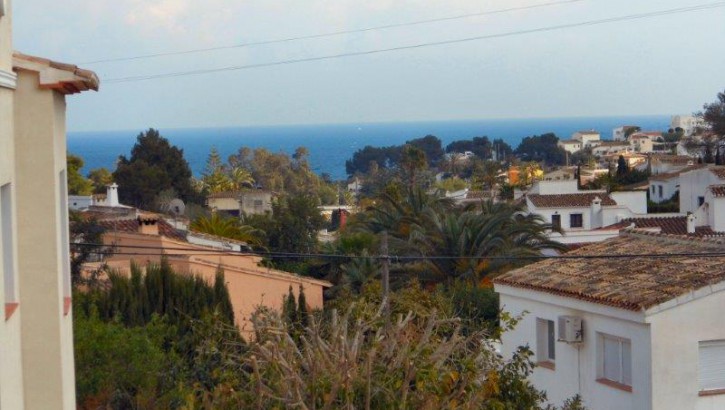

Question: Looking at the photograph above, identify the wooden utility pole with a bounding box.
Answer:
[381,230,390,298]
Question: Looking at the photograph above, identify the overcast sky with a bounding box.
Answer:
[12,0,725,132]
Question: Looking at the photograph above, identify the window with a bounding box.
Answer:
[570,213,583,228]
[551,214,561,230]
[598,333,632,389]
[1,183,17,318]
[698,196,705,207]
[658,185,663,198]
[651,185,655,194]
[699,340,725,394]
[536,318,556,368]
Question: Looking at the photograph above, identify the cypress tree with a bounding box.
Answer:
[283,286,297,329]
[213,266,235,324]
[297,285,309,329]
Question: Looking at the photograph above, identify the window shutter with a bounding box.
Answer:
[699,341,725,391]
[603,337,621,382]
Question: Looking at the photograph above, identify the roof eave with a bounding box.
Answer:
[12,52,100,94]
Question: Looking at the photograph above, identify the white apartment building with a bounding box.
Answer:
[0,2,99,408]
[612,126,640,141]
[495,231,725,410]
[671,115,704,136]
[572,130,601,147]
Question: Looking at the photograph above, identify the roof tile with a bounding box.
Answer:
[528,193,616,208]
[494,232,725,311]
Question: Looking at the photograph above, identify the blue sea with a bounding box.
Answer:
[68,116,670,181]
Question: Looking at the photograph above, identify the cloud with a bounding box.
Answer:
[126,0,191,34]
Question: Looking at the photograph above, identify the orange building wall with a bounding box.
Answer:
[100,232,329,336]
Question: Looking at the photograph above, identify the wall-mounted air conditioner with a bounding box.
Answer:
[558,316,583,343]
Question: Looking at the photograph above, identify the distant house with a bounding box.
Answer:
[601,215,725,237]
[524,180,647,244]
[572,130,601,148]
[612,125,640,141]
[495,231,725,410]
[648,165,703,204]
[208,189,274,216]
[592,141,632,157]
[92,212,330,336]
[680,166,725,216]
[648,154,695,174]
[239,189,273,215]
[671,115,704,136]
[557,139,582,154]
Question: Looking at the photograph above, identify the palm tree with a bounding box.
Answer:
[228,166,255,191]
[190,213,265,247]
[409,200,564,285]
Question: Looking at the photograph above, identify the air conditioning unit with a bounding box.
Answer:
[558,316,583,343]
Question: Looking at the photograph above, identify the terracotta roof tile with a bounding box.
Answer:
[528,193,616,208]
[650,165,705,181]
[601,216,724,237]
[98,218,187,242]
[710,167,725,179]
[494,232,725,311]
[710,185,725,198]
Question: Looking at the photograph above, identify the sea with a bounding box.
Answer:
[68,115,671,181]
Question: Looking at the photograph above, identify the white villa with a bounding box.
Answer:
[495,231,725,410]
[524,180,647,244]
[572,130,601,148]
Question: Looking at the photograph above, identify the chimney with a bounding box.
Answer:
[339,209,348,229]
[137,214,160,236]
[107,183,119,207]
[686,212,695,234]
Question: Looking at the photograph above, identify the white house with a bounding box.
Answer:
[557,139,582,154]
[525,180,647,244]
[495,231,725,410]
[648,165,703,204]
[592,141,632,157]
[612,126,640,141]
[572,130,601,148]
[649,154,695,174]
[679,166,725,214]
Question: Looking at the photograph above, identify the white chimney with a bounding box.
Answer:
[107,183,119,207]
[686,212,695,234]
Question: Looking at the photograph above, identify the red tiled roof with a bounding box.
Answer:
[527,193,616,208]
[98,218,187,242]
[13,52,99,94]
[602,216,724,237]
[710,185,725,198]
[650,165,705,181]
[494,232,725,311]
[710,167,725,179]
[208,191,242,199]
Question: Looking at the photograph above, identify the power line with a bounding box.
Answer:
[73,242,725,260]
[104,1,725,84]
[82,0,584,65]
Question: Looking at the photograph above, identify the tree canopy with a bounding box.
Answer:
[113,128,201,207]
[67,153,93,195]
[514,133,566,165]
[702,89,725,137]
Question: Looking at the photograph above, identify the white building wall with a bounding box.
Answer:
[707,196,725,232]
[531,180,584,195]
[648,179,678,203]
[497,286,652,410]
[0,1,26,408]
[647,289,725,410]
[610,191,648,215]
[680,168,720,214]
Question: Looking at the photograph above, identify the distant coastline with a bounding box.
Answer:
[68,115,670,180]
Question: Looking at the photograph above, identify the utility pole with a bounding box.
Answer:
[380,230,390,298]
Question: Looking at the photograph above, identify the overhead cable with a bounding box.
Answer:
[82,0,584,65]
[104,2,725,84]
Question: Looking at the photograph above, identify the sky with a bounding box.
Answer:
[12,0,725,132]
